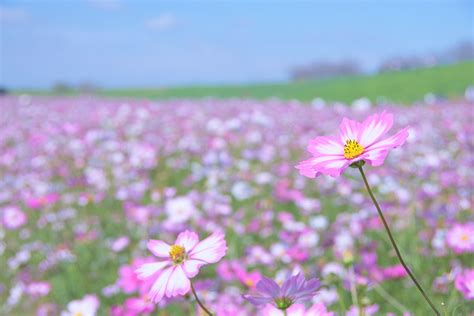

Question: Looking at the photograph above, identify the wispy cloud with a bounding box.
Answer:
[0,6,28,22]
[145,13,177,32]
[86,0,122,11]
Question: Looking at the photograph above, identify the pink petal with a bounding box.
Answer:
[362,149,390,167]
[307,136,344,156]
[189,232,227,263]
[149,266,174,303]
[135,261,170,280]
[182,259,207,278]
[175,230,200,251]
[339,118,362,142]
[147,240,171,258]
[365,127,409,152]
[296,156,350,178]
[165,265,191,297]
[359,111,393,147]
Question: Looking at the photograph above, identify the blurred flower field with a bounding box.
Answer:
[0,95,473,315]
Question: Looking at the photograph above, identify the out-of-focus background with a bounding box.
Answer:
[1,1,474,316]
[1,0,473,102]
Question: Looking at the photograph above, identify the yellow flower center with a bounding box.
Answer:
[73,313,83,316]
[461,234,468,242]
[169,245,186,264]
[343,139,364,159]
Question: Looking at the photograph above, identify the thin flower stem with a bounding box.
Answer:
[373,283,409,314]
[283,310,288,316]
[190,280,213,316]
[357,166,441,316]
[349,266,362,316]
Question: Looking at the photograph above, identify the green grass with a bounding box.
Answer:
[98,61,474,103]
[13,61,474,104]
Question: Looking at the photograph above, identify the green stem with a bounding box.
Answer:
[283,310,288,316]
[357,165,440,316]
[190,280,213,316]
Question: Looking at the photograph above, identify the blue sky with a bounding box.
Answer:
[0,0,472,88]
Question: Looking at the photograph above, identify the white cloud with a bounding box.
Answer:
[145,13,177,32]
[87,0,121,11]
[0,6,28,22]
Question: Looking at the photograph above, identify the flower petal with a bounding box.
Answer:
[149,266,174,303]
[359,111,393,147]
[189,232,227,263]
[242,294,273,307]
[362,149,390,167]
[307,136,344,156]
[256,277,280,297]
[165,265,191,297]
[365,127,409,152]
[339,118,362,142]
[135,261,170,280]
[296,156,349,178]
[181,259,206,278]
[147,240,171,258]
[175,230,200,252]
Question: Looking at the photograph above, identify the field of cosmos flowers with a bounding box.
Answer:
[0,94,473,315]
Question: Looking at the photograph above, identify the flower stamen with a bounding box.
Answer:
[169,245,186,264]
[344,139,364,159]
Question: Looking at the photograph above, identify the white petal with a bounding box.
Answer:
[147,240,171,258]
[135,261,170,280]
[149,266,174,303]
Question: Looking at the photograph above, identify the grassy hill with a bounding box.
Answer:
[15,61,474,104]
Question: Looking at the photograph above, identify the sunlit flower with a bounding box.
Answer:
[2,206,27,230]
[455,269,474,300]
[61,294,100,316]
[296,111,409,177]
[135,230,227,303]
[446,223,474,254]
[243,274,320,311]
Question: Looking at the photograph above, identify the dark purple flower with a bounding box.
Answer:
[243,273,320,310]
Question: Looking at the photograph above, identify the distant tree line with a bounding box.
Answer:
[290,41,474,81]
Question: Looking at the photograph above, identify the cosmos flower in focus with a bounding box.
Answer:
[2,206,27,230]
[446,223,474,254]
[455,269,474,300]
[296,111,409,178]
[135,230,227,303]
[243,274,320,311]
[61,294,100,316]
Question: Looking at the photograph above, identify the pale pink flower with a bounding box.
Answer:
[455,269,474,300]
[111,236,130,252]
[2,206,27,230]
[446,223,474,254]
[135,230,227,303]
[61,294,100,316]
[296,111,409,178]
[26,281,51,297]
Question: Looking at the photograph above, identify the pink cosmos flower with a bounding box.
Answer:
[118,258,154,295]
[26,281,51,297]
[446,223,474,254]
[2,206,27,230]
[296,111,409,178]
[455,269,474,300]
[61,294,99,316]
[135,230,227,303]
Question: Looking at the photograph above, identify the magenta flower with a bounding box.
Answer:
[296,111,409,178]
[455,269,474,300]
[243,274,320,311]
[2,206,27,230]
[135,230,227,303]
[446,223,474,254]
